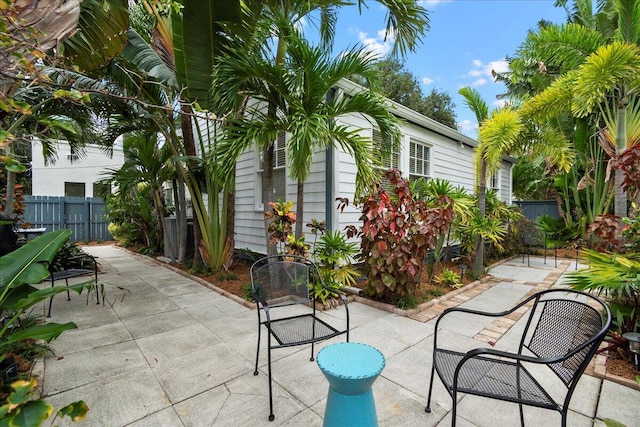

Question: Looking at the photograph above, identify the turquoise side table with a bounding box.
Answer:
[317,342,386,427]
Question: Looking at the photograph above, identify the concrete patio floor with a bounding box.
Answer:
[38,245,640,427]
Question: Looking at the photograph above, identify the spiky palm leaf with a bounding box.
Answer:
[60,0,130,72]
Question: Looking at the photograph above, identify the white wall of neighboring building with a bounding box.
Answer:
[31,138,125,197]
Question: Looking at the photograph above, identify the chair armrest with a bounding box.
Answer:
[462,347,563,366]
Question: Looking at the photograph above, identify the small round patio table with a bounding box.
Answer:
[317,342,385,427]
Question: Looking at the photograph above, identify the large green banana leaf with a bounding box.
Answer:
[0,229,91,345]
[172,0,242,105]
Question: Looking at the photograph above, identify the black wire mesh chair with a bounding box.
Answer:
[425,289,611,427]
[251,254,350,421]
[521,224,553,267]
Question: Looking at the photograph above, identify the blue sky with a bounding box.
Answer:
[317,0,569,137]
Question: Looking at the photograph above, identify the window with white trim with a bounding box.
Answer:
[409,138,431,181]
[257,132,286,206]
[489,170,500,193]
[372,128,399,170]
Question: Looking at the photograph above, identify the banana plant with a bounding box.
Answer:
[0,230,92,354]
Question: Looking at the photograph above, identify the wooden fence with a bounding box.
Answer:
[22,196,112,242]
[514,200,560,220]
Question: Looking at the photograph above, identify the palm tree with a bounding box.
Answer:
[515,0,640,219]
[458,87,490,274]
[100,131,174,247]
[219,0,429,252]
[214,35,401,236]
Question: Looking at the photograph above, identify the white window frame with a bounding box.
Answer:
[409,138,431,181]
[255,132,287,211]
[489,170,501,193]
[372,128,400,170]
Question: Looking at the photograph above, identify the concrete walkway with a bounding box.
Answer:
[38,245,640,427]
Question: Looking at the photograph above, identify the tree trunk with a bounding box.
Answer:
[226,170,235,251]
[152,186,165,249]
[4,170,15,216]
[472,158,487,275]
[614,99,628,219]
[175,176,187,264]
[180,102,204,268]
[295,180,304,238]
[263,143,276,256]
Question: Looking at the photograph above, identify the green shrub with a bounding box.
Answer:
[434,268,460,287]
[396,294,420,310]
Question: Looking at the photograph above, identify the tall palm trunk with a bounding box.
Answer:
[263,141,276,256]
[472,157,487,275]
[295,180,304,238]
[180,102,204,268]
[614,94,628,218]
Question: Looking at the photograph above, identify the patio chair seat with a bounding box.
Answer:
[434,348,557,409]
[269,314,341,347]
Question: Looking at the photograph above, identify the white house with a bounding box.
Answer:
[233,79,515,254]
[31,138,125,197]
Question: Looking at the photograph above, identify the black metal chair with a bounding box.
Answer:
[521,225,553,267]
[250,254,350,421]
[425,289,611,427]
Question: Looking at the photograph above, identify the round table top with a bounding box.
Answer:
[317,342,385,380]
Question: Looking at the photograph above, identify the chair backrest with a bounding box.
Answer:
[251,255,313,307]
[523,290,611,386]
[521,226,545,247]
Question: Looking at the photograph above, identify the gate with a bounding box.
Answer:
[22,196,112,242]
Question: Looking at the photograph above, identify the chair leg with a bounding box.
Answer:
[451,389,457,427]
[561,407,568,427]
[519,402,525,427]
[65,278,71,301]
[425,363,436,413]
[267,334,274,421]
[47,278,54,318]
[310,341,315,362]
[254,323,261,376]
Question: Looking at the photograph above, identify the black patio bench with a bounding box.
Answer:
[47,253,100,317]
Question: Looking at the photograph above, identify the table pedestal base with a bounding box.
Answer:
[324,386,377,427]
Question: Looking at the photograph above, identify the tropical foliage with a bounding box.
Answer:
[345,169,454,302]
[499,0,640,233]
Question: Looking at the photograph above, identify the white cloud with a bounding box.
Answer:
[492,99,507,108]
[488,60,509,74]
[358,31,393,59]
[472,78,487,87]
[457,119,478,135]
[420,0,452,8]
[466,59,509,81]
[422,76,434,85]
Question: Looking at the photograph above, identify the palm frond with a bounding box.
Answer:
[613,0,640,44]
[372,0,429,58]
[479,107,522,173]
[516,23,606,72]
[572,41,640,117]
[520,71,577,122]
[459,87,489,124]
[61,0,129,72]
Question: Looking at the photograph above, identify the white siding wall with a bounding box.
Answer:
[233,145,327,254]
[31,139,124,197]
